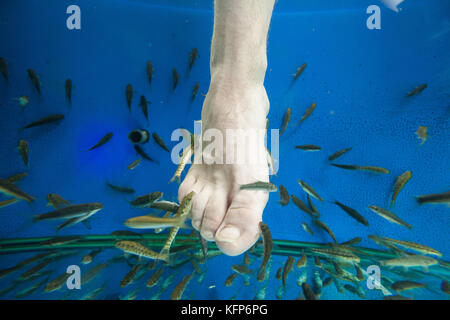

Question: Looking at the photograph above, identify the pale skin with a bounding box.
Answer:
[178,0,275,256]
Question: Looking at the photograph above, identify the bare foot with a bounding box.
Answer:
[178,80,270,256]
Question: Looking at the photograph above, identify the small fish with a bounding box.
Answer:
[171,272,194,300]
[27,69,41,95]
[392,281,426,292]
[169,144,193,183]
[334,201,368,226]
[282,256,295,287]
[328,147,352,161]
[302,283,317,300]
[139,95,150,120]
[129,191,163,208]
[416,191,450,205]
[88,132,113,151]
[0,58,8,82]
[46,193,70,209]
[391,171,412,206]
[57,213,93,231]
[278,185,289,206]
[297,254,307,268]
[152,132,170,152]
[296,102,316,126]
[379,255,438,270]
[291,195,315,217]
[107,182,135,194]
[301,222,314,235]
[40,235,83,246]
[240,181,277,192]
[244,252,250,266]
[125,84,133,111]
[0,198,20,209]
[340,237,362,246]
[44,273,71,292]
[81,263,109,286]
[199,231,208,262]
[172,69,179,90]
[147,61,153,85]
[150,200,179,213]
[146,267,164,287]
[81,249,102,264]
[225,273,239,287]
[298,179,323,201]
[257,222,273,281]
[375,236,441,257]
[134,145,159,163]
[22,114,64,130]
[293,63,307,81]
[354,265,364,281]
[5,172,27,183]
[306,194,320,217]
[275,267,283,280]
[295,145,321,151]
[34,203,103,221]
[368,205,411,229]
[17,140,29,167]
[313,219,337,243]
[128,158,142,170]
[189,48,199,70]
[65,78,72,104]
[115,241,162,260]
[124,214,190,230]
[323,277,333,288]
[120,264,143,288]
[405,83,427,97]
[19,259,53,280]
[314,257,322,268]
[231,264,253,275]
[344,284,365,298]
[415,126,428,145]
[331,163,389,174]
[280,107,291,135]
[313,271,323,297]
[441,280,450,294]
[192,83,200,100]
[0,178,35,202]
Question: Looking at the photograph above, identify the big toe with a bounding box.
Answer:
[215,191,268,256]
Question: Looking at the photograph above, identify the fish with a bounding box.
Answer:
[46,193,70,209]
[40,235,83,246]
[146,267,164,288]
[257,222,273,282]
[293,63,307,81]
[244,252,250,265]
[344,284,365,298]
[225,273,239,287]
[232,265,253,275]
[296,102,316,126]
[34,203,103,221]
[16,276,50,299]
[295,145,321,151]
[81,263,109,286]
[88,132,113,151]
[368,205,411,229]
[157,191,195,262]
[379,255,438,270]
[0,57,8,82]
[154,211,173,233]
[314,257,322,268]
[18,140,29,167]
[323,277,333,288]
[354,264,364,281]
[170,144,193,183]
[405,83,427,97]
[172,69,179,90]
[120,264,143,287]
[22,114,64,130]
[310,247,360,263]
[278,185,289,206]
[65,78,72,104]
[416,191,450,205]
[340,237,362,246]
[291,195,315,217]
[15,251,58,268]
[44,272,71,292]
[5,172,28,184]
[0,265,22,280]
[297,254,307,269]
[392,281,426,292]
[313,271,323,296]
[27,69,41,95]
[106,182,135,194]
[0,178,35,202]
[298,179,323,201]
[199,231,208,262]
[0,198,20,209]
[81,249,102,264]
[151,200,179,213]
[328,147,352,161]
[302,283,317,300]
[125,84,133,111]
[128,158,142,170]
[240,181,277,192]
[415,126,428,145]
[130,191,163,208]
[301,222,314,235]
[391,171,412,206]
[81,282,107,300]
[189,48,199,70]
[124,214,191,230]
[58,214,93,231]
[152,132,170,152]
[334,201,368,226]
[192,83,200,100]
[275,267,283,280]
[139,95,150,120]
[282,256,295,287]
[306,194,320,217]
[330,163,389,174]
[280,107,291,135]
[134,145,159,163]
[171,272,194,300]
[19,259,53,281]
[147,61,153,85]
[441,280,450,294]
[374,236,442,257]
[115,241,163,260]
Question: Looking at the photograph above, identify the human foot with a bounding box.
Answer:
[178,80,270,256]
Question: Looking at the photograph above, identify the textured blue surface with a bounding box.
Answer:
[0,0,449,300]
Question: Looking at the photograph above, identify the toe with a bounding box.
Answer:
[200,189,228,241]
[190,184,213,231]
[215,191,268,256]
[178,172,197,203]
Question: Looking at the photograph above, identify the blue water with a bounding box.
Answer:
[0,0,449,300]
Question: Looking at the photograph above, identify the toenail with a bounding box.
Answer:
[202,230,214,239]
[216,226,240,242]
[192,220,201,230]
